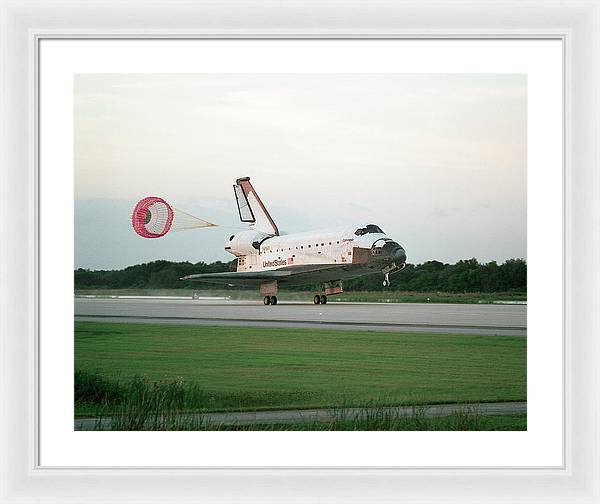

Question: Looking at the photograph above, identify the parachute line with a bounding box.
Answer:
[132,196,240,239]
[171,207,218,231]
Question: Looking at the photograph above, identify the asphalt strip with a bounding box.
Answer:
[75,313,526,332]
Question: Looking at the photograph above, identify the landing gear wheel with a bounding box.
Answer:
[320,295,327,305]
[313,295,321,305]
[270,296,277,305]
[263,296,271,305]
[383,272,390,287]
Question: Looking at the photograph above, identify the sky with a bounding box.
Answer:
[74,73,526,270]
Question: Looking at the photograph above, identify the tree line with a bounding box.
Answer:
[75,257,526,293]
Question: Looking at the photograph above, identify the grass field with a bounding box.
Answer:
[80,405,527,431]
[236,414,528,431]
[75,321,526,419]
[201,414,527,431]
[75,288,526,304]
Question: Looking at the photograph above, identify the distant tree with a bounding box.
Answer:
[74,258,527,293]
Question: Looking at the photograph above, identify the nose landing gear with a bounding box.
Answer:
[382,262,405,287]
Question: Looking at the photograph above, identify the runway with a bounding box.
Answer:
[75,298,526,336]
[74,401,526,430]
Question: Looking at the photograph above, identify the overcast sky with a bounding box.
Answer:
[75,73,526,269]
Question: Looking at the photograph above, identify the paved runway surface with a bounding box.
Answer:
[74,401,526,430]
[75,298,526,335]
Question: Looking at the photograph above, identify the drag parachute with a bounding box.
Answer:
[131,196,217,238]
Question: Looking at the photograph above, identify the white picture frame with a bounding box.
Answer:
[1,1,598,502]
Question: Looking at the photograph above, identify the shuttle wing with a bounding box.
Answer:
[181,263,350,287]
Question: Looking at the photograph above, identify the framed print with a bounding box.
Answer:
[1,1,599,503]
[47,39,547,467]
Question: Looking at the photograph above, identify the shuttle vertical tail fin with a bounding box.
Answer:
[233,177,279,236]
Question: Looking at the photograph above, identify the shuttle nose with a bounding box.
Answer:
[382,241,406,263]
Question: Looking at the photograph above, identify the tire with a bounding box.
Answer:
[383,279,389,287]
[313,295,321,305]
[263,296,271,305]
[320,295,327,305]
[270,296,277,305]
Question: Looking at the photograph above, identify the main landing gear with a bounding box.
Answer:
[382,262,405,287]
[263,295,277,305]
[313,294,327,305]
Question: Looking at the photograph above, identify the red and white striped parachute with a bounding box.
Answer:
[131,196,216,239]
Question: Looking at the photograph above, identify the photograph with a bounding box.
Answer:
[73,72,527,431]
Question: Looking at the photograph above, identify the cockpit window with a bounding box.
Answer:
[354,224,384,236]
[366,224,384,234]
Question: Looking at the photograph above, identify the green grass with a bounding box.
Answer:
[73,371,525,430]
[253,414,528,431]
[81,404,526,431]
[75,288,526,304]
[75,321,526,417]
